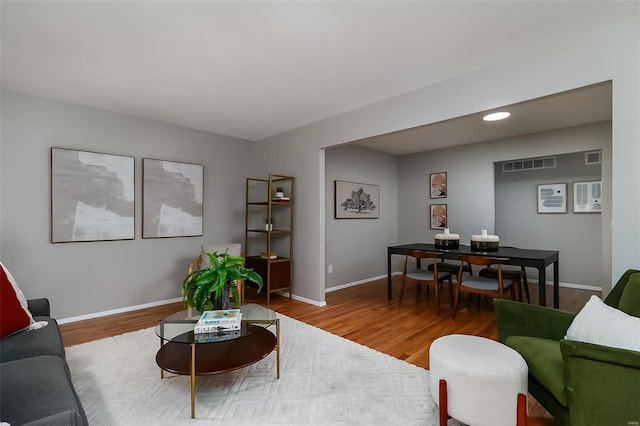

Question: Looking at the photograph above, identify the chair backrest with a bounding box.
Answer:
[604,268,640,308]
[458,255,509,278]
[403,250,443,273]
[188,243,243,274]
[200,243,242,269]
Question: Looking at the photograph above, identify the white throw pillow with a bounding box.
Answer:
[565,295,640,352]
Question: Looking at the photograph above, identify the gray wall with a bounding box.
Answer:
[324,144,398,289]
[397,122,611,287]
[252,15,637,303]
[2,15,638,314]
[495,148,605,287]
[0,91,252,319]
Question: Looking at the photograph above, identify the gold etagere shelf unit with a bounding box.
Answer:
[244,173,294,304]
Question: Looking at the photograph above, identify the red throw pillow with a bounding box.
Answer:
[1,265,32,338]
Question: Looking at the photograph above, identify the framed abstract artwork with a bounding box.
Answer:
[334,180,379,219]
[430,172,447,199]
[537,183,567,214]
[142,158,204,238]
[51,147,135,243]
[573,181,602,213]
[430,204,447,229]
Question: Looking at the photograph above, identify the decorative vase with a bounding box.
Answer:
[211,284,231,310]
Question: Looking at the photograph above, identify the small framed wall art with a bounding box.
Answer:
[573,181,602,213]
[334,180,379,219]
[430,172,447,199]
[430,204,448,229]
[143,158,204,238]
[51,147,135,243]
[537,183,567,214]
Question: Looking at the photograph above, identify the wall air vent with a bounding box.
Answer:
[585,151,602,165]
[502,156,556,173]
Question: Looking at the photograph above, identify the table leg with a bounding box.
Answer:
[191,344,196,419]
[538,267,547,306]
[159,338,164,379]
[276,318,280,379]
[387,247,393,300]
[553,260,560,309]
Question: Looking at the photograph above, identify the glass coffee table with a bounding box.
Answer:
[155,303,279,418]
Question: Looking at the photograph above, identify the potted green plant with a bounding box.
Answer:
[262,216,274,231]
[181,251,263,313]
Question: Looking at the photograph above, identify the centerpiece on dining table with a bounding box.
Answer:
[470,229,500,251]
[434,228,460,249]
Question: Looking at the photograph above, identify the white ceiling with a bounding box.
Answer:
[354,81,612,155]
[1,1,633,152]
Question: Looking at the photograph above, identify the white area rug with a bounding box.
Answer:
[66,314,461,425]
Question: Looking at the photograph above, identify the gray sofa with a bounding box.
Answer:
[0,298,88,426]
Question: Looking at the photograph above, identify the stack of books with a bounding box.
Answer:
[194,309,242,333]
[260,251,277,259]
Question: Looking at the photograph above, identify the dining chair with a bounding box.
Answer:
[428,259,472,276]
[452,255,522,320]
[399,250,453,316]
[478,247,530,303]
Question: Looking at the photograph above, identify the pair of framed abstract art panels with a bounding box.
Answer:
[50,147,203,243]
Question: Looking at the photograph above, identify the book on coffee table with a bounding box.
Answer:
[194,309,242,333]
[194,320,241,334]
[198,309,241,324]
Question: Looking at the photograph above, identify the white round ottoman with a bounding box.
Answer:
[429,334,528,426]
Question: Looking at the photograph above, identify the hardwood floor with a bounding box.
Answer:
[60,276,599,425]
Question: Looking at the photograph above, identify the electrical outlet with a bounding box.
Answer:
[328,264,333,273]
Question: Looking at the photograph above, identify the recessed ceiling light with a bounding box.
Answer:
[483,111,511,121]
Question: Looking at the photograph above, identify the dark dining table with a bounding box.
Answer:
[387,243,560,308]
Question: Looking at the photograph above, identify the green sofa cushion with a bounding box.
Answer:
[505,336,567,407]
[618,272,640,317]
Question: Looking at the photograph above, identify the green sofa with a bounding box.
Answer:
[494,269,640,426]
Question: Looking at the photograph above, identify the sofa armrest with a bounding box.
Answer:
[27,298,51,317]
[494,299,576,343]
[561,340,640,425]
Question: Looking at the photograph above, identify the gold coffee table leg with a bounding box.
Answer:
[276,318,280,379]
[159,338,164,379]
[191,343,196,419]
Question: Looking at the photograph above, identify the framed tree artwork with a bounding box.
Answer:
[430,204,447,229]
[430,172,447,198]
[51,147,135,243]
[334,180,379,219]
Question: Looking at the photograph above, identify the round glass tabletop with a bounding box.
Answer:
[155,303,277,344]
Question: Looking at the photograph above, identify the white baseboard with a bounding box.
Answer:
[277,291,327,307]
[325,272,401,293]
[58,276,600,324]
[326,274,602,293]
[58,297,183,325]
[546,281,602,291]
[59,292,327,324]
